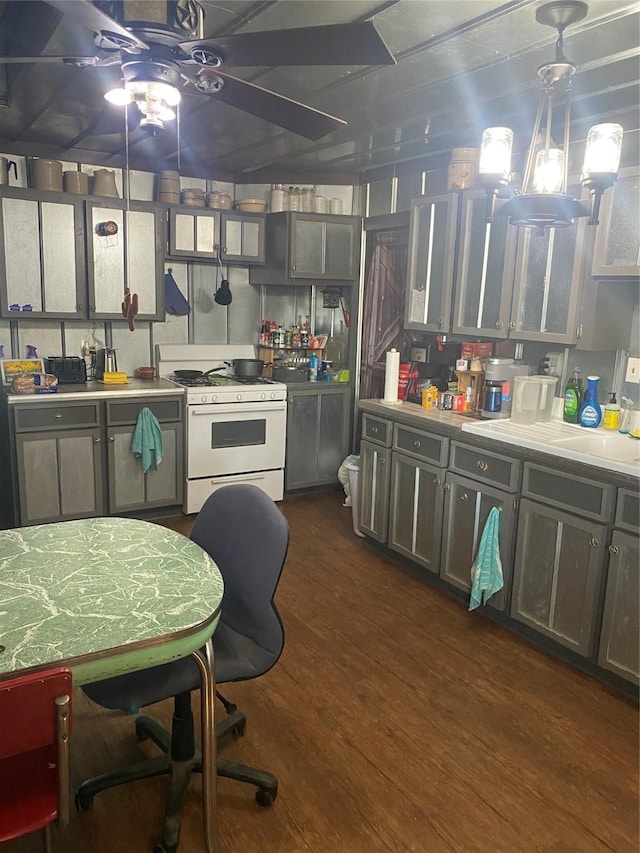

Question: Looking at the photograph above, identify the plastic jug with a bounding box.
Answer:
[531,376,558,421]
[511,376,541,425]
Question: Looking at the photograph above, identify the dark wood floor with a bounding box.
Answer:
[5,491,638,853]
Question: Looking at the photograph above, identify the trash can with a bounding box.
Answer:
[345,459,365,538]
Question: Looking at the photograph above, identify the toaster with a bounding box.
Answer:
[44,356,87,384]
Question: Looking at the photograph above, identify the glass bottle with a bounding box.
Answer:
[288,187,300,211]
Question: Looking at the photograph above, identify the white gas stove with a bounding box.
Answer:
[157,345,287,512]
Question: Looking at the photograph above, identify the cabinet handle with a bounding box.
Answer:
[108,435,115,442]
[291,265,296,272]
[443,482,450,491]
[94,437,101,443]
[476,459,488,471]
[54,413,62,420]
[434,476,441,486]
[508,321,516,330]
[413,440,421,448]
[371,426,379,434]
[437,317,443,326]
[495,320,504,329]
[459,492,468,501]
[77,304,84,310]
[608,544,619,555]
[379,456,385,465]
[589,537,599,548]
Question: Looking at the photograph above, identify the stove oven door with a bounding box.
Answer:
[187,401,286,478]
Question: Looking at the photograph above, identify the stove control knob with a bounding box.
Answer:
[237,393,243,401]
[211,394,217,403]
[270,391,277,400]
[260,392,267,400]
[201,395,207,403]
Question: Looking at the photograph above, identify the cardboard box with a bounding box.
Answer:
[461,341,494,359]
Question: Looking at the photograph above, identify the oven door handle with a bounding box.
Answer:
[206,472,268,485]
[190,405,286,416]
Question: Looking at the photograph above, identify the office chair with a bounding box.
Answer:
[77,484,289,853]
[0,667,72,852]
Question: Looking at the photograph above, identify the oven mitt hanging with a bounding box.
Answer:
[214,278,232,306]
[164,270,190,316]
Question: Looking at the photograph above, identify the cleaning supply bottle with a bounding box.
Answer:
[578,375,602,428]
[603,393,621,430]
[308,352,318,382]
[563,367,583,424]
[618,397,634,434]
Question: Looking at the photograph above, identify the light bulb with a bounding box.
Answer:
[479,127,513,181]
[157,106,176,121]
[533,148,564,194]
[582,123,623,176]
[104,87,133,106]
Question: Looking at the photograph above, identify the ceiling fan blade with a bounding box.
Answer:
[44,0,149,50]
[180,20,395,67]
[0,55,99,64]
[192,70,347,140]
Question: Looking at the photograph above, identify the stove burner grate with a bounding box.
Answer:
[170,373,278,387]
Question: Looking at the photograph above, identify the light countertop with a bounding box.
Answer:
[3,378,184,403]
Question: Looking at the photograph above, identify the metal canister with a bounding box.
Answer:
[484,381,502,412]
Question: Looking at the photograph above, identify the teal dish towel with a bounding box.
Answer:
[469,506,503,611]
[131,407,164,473]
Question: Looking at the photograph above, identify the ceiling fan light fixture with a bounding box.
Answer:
[479,1,623,230]
[104,87,133,106]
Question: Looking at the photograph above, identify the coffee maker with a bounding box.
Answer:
[481,358,529,419]
[94,347,117,380]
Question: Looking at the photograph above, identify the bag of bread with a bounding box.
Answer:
[12,373,59,394]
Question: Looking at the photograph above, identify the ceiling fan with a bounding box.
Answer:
[0,0,396,140]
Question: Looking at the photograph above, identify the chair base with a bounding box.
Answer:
[75,693,278,852]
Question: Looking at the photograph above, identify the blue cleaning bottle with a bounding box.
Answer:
[578,375,602,428]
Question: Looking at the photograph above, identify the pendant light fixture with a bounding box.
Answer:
[479,1,623,232]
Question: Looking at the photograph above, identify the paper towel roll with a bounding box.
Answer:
[383,348,400,403]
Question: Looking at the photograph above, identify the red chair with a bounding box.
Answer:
[0,667,73,852]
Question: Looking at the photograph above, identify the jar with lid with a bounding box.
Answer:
[288,187,300,211]
[315,194,328,214]
[300,187,313,212]
[448,147,479,190]
[270,184,287,213]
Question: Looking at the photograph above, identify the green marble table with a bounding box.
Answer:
[0,516,224,852]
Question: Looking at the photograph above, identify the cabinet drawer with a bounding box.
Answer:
[522,463,613,522]
[449,441,520,492]
[106,398,183,425]
[13,403,101,432]
[614,487,639,534]
[362,414,392,447]
[393,424,448,467]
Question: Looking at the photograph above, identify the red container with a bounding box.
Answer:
[398,363,419,401]
[461,341,494,359]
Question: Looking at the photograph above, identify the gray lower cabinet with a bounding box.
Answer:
[12,399,104,525]
[598,529,639,684]
[285,386,349,490]
[105,397,184,512]
[359,440,391,542]
[511,498,606,656]
[440,472,516,610]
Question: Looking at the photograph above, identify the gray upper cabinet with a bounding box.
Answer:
[86,199,164,321]
[591,165,640,277]
[167,207,265,264]
[452,192,518,339]
[0,188,86,320]
[405,193,458,332]
[250,212,361,284]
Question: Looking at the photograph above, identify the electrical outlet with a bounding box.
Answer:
[625,357,640,383]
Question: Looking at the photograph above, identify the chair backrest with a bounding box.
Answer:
[0,667,72,842]
[190,484,289,672]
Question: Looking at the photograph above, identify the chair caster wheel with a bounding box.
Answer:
[232,719,247,737]
[153,843,177,853]
[75,791,93,811]
[255,787,276,807]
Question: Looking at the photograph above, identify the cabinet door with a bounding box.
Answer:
[598,530,639,684]
[359,440,391,542]
[509,179,587,344]
[405,193,458,332]
[15,429,104,524]
[290,215,358,279]
[591,166,640,277]
[285,392,319,489]
[389,451,444,573]
[511,498,606,656]
[317,389,349,483]
[107,421,183,512]
[87,202,164,319]
[168,208,220,258]
[440,472,515,610]
[0,194,85,319]
[220,212,265,264]
[452,192,517,339]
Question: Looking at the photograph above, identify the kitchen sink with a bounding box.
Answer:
[460,418,640,477]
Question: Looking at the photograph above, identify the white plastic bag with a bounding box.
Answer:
[338,454,360,506]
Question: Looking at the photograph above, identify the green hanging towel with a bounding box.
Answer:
[469,506,503,611]
[131,407,164,473]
